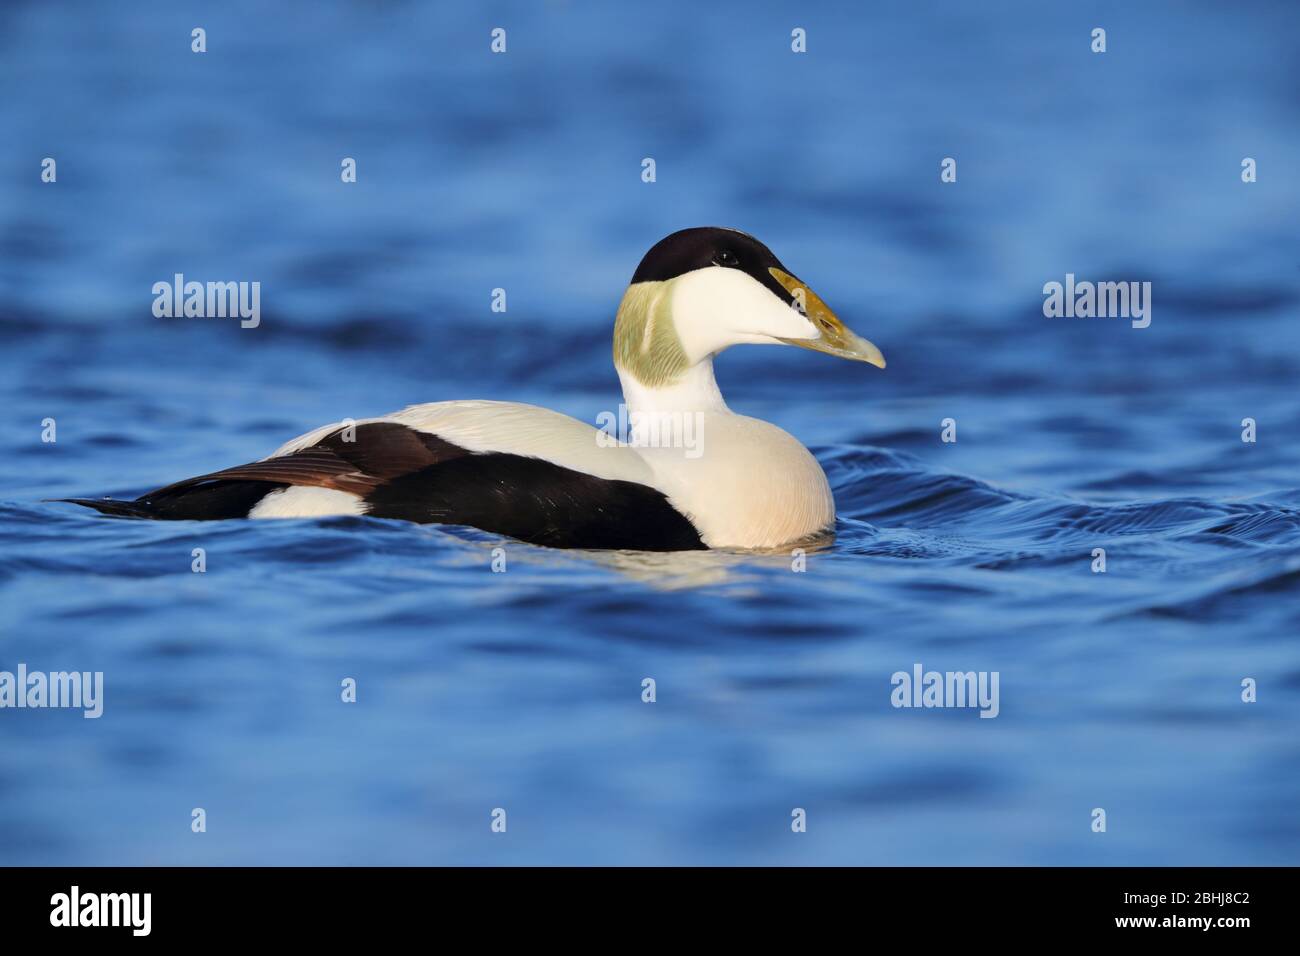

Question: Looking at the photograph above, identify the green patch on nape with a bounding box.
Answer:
[612,279,689,388]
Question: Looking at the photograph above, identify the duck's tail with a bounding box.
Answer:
[53,478,289,521]
[54,497,162,519]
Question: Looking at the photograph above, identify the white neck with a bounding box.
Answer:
[617,358,729,418]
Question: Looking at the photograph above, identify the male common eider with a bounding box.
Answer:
[63,228,885,551]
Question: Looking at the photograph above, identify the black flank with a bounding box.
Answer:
[365,452,706,551]
[60,421,707,551]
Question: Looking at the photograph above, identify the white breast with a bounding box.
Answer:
[637,412,835,549]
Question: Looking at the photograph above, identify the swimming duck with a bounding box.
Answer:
[63,228,885,550]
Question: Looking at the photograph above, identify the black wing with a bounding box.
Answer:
[61,422,706,551]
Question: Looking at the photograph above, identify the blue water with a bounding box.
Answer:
[2,1,1299,865]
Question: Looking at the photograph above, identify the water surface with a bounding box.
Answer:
[1,1,1298,864]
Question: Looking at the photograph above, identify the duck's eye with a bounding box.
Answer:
[713,249,738,267]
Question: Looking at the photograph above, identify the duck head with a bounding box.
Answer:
[613,226,885,389]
